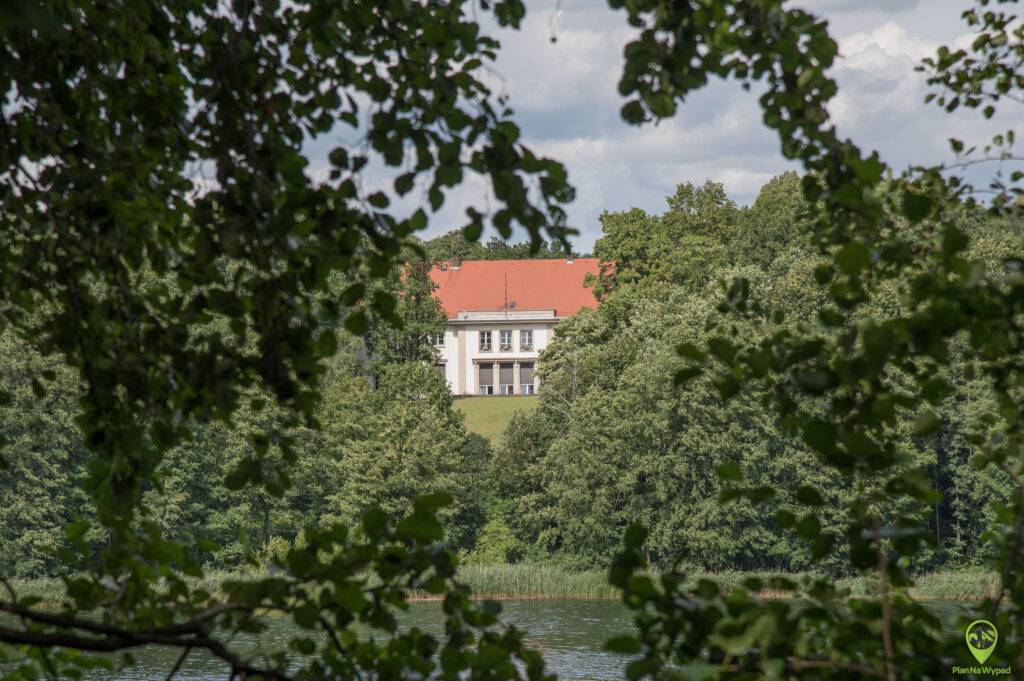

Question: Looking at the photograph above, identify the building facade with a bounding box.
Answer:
[429,257,600,396]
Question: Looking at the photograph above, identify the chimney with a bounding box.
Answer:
[451,256,461,269]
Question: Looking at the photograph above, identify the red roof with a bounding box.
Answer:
[429,258,600,318]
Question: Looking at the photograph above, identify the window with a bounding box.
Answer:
[430,332,444,347]
[479,363,494,394]
[520,330,533,351]
[479,330,492,352]
[435,363,446,379]
[499,363,514,394]
[499,329,512,351]
[520,362,535,395]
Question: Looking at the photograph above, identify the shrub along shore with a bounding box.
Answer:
[8,566,1000,608]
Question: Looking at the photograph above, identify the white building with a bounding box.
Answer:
[429,257,600,396]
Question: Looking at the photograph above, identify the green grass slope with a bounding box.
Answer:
[455,395,539,444]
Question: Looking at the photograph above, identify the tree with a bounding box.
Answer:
[496,247,856,573]
[590,180,737,298]
[605,1,1024,679]
[0,1,571,677]
[0,331,96,577]
[141,342,489,567]
[366,259,448,371]
[732,171,815,270]
[331,363,486,551]
[424,230,580,262]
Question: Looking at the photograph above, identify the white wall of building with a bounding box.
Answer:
[435,312,557,396]
[438,328,459,392]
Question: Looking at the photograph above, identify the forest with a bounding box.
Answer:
[3,172,1016,579]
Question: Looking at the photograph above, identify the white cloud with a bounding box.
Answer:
[332,0,1010,253]
[798,0,924,14]
[825,18,1007,179]
[840,21,938,62]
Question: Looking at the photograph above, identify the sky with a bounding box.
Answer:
[310,1,1010,253]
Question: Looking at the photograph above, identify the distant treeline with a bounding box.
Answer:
[1,173,1019,578]
[0,334,489,577]
[485,173,1022,574]
[422,230,590,262]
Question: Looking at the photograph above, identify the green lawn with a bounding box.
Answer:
[455,395,539,445]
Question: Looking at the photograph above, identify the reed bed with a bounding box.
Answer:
[451,566,1002,601]
[451,564,617,600]
[904,568,1001,601]
[6,567,1000,607]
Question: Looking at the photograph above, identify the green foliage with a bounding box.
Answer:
[732,171,816,270]
[5,566,1005,610]
[590,180,737,298]
[2,0,1024,679]
[0,0,572,674]
[0,331,96,577]
[495,208,856,571]
[0,331,490,576]
[366,258,448,372]
[0,0,571,554]
[424,232,582,262]
[329,363,487,550]
[603,0,1024,677]
[465,512,524,566]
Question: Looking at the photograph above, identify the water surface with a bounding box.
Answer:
[62,599,971,680]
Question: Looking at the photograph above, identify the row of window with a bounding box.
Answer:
[479,329,532,352]
[479,384,536,396]
[430,330,536,352]
[479,361,535,395]
[434,361,537,396]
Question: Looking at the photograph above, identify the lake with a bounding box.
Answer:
[64,599,970,680]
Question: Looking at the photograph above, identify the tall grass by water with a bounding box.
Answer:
[451,565,1001,601]
[9,566,999,607]
[451,564,618,599]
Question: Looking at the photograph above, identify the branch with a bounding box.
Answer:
[1,580,58,681]
[939,155,1024,172]
[874,515,897,681]
[991,463,1024,618]
[0,609,293,681]
[1001,462,1024,492]
[318,613,365,681]
[165,648,190,681]
[0,600,266,640]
